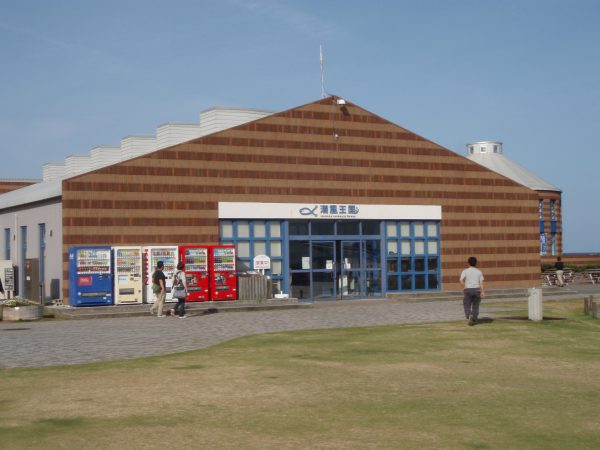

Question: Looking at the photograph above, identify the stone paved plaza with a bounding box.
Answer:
[2,286,598,369]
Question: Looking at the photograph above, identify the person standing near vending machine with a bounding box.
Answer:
[171,262,188,318]
[149,261,167,317]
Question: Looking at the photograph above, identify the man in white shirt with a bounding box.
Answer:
[459,256,485,326]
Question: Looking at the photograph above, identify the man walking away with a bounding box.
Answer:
[460,256,485,326]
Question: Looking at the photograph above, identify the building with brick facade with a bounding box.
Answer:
[0,97,544,304]
[465,141,563,264]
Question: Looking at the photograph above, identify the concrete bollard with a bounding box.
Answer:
[528,287,543,322]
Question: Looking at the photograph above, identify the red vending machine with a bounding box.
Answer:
[209,245,237,301]
[179,246,210,302]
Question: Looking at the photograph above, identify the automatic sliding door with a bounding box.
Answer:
[341,241,362,297]
[311,241,335,299]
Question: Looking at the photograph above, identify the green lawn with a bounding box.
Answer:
[1,301,600,449]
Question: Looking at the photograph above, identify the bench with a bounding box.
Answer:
[582,269,600,284]
[541,269,574,286]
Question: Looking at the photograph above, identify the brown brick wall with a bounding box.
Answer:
[0,180,38,194]
[61,97,541,300]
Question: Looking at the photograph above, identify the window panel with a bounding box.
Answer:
[253,241,266,256]
[387,241,398,256]
[221,221,233,239]
[362,221,380,235]
[427,241,438,254]
[312,221,334,235]
[271,260,282,275]
[414,241,425,254]
[387,275,398,291]
[427,222,438,237]
[337,221,359,235]
[254,221,266,238]
[237,241,250,258]
[289,221,308,236]
[386,222,397,238]
[387,259,398,273]
[269,221,281,238]
[237,221,250,238]
[414,258,425,272]
[414,222,424,237]
[270,241,282,257]
[401,241,411,255]
[400,222,410,237]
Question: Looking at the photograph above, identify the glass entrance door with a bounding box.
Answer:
[340,241,362,298]
[311,241,336,299]
[289,238,383,300]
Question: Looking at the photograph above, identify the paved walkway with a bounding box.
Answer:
[1,286,597,369]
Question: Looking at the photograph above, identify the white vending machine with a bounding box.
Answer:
[113,246,143,305]
[143,246,178,303]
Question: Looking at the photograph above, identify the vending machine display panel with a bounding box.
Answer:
[179,246,210,302]
[68,246,113,306]
[113,246,143,304]
[209,245,237,301]
[143,246,178,303]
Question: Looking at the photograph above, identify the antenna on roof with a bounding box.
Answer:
[320,45,325,98]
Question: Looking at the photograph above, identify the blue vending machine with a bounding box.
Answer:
[68,246,114,306]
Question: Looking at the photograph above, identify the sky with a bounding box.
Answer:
[1,0,599,252]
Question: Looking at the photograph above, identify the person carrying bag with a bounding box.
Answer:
[171,262,188,318]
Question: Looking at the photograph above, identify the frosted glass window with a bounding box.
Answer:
[414,223,424,237]
[270,241,282,257]
[253,221,266,238]
[400,223,410,237]
[415,241,425,254]
[237,221,250,238]
[221,221,233,239]
[269,221,281,238]
[387,241,398,255]
[254,241,266,256]
[401,241,411,255]
[386,222,397,237]
[427,223,438,237]
[237,241,250,257]
[428,241,438,254]
[271,260,282,275]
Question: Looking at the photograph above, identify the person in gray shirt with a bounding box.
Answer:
[460,256,485,326]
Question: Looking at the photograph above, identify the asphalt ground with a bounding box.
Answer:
[2,284,599,369]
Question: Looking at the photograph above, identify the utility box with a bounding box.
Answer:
[24,258,41,303]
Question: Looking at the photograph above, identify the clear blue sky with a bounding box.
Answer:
[1,0,599,252]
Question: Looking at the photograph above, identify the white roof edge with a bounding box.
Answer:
[200,106,274,114]
[0,179,62,210]
[121,134,155,140]
[468,153,561,192]
[156,122,203,128]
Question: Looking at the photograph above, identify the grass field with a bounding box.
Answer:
[1,300,600,449]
